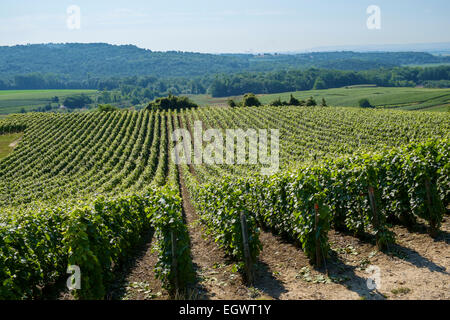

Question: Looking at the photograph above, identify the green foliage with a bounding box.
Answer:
[313,77,327,90]
[183,121,448,264]
[269,97,284,107]
[227,99,237,108]
[0,117,26,134]
[2,44,450,94]
[184,173,262,270]
[289,94,302,106]
[0,110,195,299]
[97,104,118,112]
[306,96,317,106]
[359,98,373,108]
[0,186,190,300]
[247,169,331,263]
[242,93,261,107]
[0,106,448,300]
[1,44,450,101]
[150,186,194,292]
[147,94,198,111]
[63,94,93,109]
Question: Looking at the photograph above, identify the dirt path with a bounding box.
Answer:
[251,217,449,300]
[178,166,255,300]
[107,230,169,300]
[8,136,22,148]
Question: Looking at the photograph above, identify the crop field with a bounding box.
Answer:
[0,106,449,300]
[188,87,450,112]
[0,90,97,114]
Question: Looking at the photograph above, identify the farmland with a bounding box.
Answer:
[0,90,97,114]
[188,87,450,112]
[0,105,448,300]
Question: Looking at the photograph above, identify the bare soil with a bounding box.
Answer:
[8,137,22,148]
[254,217,449,300]
[106,230,170,300]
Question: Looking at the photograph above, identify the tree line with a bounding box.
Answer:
[1,65,449,100]
[208,66,450,97]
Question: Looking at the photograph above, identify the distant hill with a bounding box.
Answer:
[1,43,450,81]
[304,42,450,55]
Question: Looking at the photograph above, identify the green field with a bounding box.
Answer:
[0,132,22,159]
[188,87,450,112]
[0,89,97,114]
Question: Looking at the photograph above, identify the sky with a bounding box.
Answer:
[1,0,450,53]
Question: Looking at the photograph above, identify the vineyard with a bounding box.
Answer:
[0,106,449,300]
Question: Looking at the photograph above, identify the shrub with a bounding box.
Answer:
[98,104,118,112]
[289,94,301,106]
[242,93,261,107]
[359,98,374,108]
[63,95,93,109]
[270,97,283,106]
[227,99,237,107]
[306,96,317,106]
[146,94,198,111]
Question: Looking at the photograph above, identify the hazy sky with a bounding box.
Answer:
[1,0,450,53]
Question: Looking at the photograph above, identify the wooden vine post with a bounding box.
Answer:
[314,203,321,268]
[424,178,438,237]
[171,230,179,291]
[240,213,254,285]
[368,186,382,250]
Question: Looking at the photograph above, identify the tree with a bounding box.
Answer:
[227,99,237,107]
[98,104,118,112]
[289,94,301,106]
[313,77,327,90]
[99,90,112,104]
[143,88,154,100]
[63,95,93,109]
[359,98,373,108]
[306,96,317,106]
[146,94,198,111]
[242,93,261,107]
[270,97,283,106]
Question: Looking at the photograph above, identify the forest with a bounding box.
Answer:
[1,65,450,100]
[1,43,450,99]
